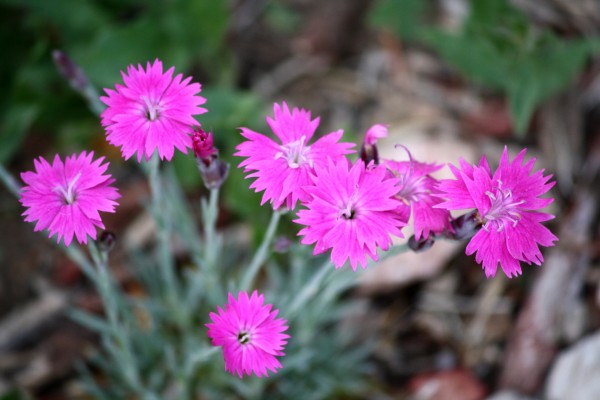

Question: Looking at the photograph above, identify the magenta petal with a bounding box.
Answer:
[235,102,355,210]
[294,159,405,270]
[438,147,557,278]
[100,59,206,162]
[206,291,289,378]
[19,152,120,247]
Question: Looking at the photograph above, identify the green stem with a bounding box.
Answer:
[287,259,334,317]
[0,163,21,198]
[63,243,97,280]
[202,188,220,269]
[146,156,181,319]
[379,242,411,262]
[240,210,282,292]
[87,241,153,399]
[287,242,413,318]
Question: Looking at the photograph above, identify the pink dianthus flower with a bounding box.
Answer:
[206,291,290,378]
[20,152,120,246]
[436,147,558,278]
[100,59,206,162]
[384,155,452,241]
[235,102,355,210]
[295,158,405,270]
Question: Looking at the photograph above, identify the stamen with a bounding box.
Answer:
[141,96,161,121]
[53,172,82,205]
[483,181,525,232]
[275,136,312,169]
[339,184,360,220]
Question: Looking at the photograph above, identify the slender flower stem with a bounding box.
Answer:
[0,163,21,198]
[379,242,411,262]
[87,241,158,400]
[287,242,413,318]
[146,156,182,323]
[202,188,220,269]
[63,243,97,280]
[287,259,334,317]
[240,210,282,292]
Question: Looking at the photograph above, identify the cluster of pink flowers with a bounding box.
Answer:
[18,58,558,381]
[19,59,289,381]
[236,102,558,278]
[20,59,208,247]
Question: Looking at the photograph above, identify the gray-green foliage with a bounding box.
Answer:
[370,0,600,136]
[70,164,372,400]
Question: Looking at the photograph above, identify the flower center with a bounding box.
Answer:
[483,181,525,232]
[54,172,81,205]
[141,96,162,121]
[237,331,251,345]
[339,185,360,220]
[275,136,312,169]
[341,204,356,220]
[395,174,427,205]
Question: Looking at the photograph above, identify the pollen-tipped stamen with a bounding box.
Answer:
[483,181,525,232]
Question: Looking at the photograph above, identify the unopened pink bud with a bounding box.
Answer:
[192,127,217,165]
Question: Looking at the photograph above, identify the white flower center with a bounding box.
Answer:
[275,136,312,169]
[339,185,360,220]
[483,181,525,232]
[141,96,162,121]
[54,172,82,205]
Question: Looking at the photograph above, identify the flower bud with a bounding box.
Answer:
[192,127,218,166]
[191,127,229,189]
[98,230,116,253]
[198,159,229,189]
[52,50,90,92]
[448,210,482,241]
[360,124,388,166]
[360,143,379,165]
[408,234,436,252]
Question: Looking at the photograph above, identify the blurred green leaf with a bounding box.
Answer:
[373,0,600,137]
[0,104,38,163]
[369,0,428,41]
[0,390,31,400]
[265,2,302,34]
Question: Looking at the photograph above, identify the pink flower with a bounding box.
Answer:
[20,152,120,246]
[436,147,558,278]
[206,291,290,378]
[364,124,388,145]
[100,59,206,162]
[235,102,355,210]
[384,154,452,240]
[295,158,405,270]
